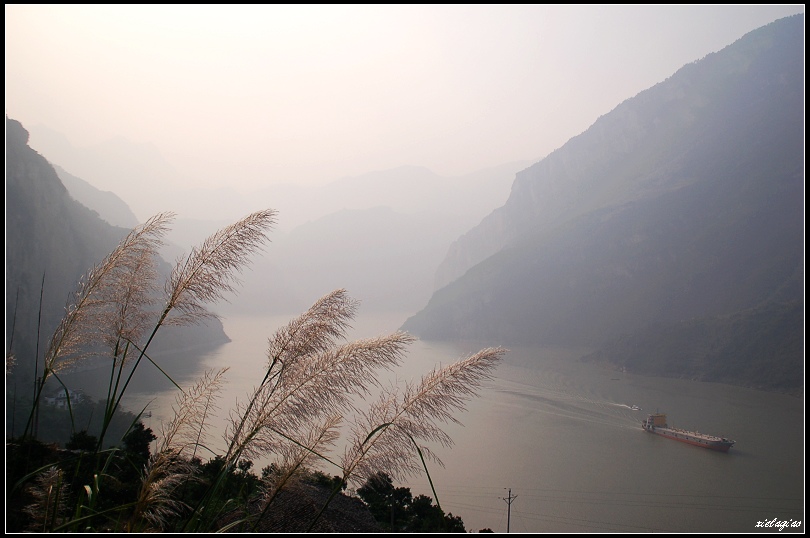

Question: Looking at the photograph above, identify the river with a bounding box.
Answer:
[120,312,804,533]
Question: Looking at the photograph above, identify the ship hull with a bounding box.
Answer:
[641,413,734,452]
[648,429,733,452]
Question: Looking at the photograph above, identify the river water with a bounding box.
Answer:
[120,312,804,533]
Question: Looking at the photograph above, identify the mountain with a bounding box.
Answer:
[265,163,527,231]
[583,301,803,394]
[27,123,527,230]
[156,162,525,231]
[7,117,125,370]
[402,15,804,392]
[26,124,183,221]
[217,205,482,317]
[149,165,522,317]
[5,117,230,399]
[53,164,140,228]
[24,128,524,316]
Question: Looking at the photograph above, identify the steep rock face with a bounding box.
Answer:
[434,14,803,290]
[405,16,804,391]
[5,117,229,391]
[6,117,127,370]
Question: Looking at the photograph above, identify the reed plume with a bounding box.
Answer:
[222,288,356,462]
[128,452,197,532]
[342,346,506,485]
[43,212,173,375]
[161,367,229,458]
[23,466,68,532]
[261,414,342,502]
[128,368,228,531]
[103,240,161,365]
[217,289,504,532]
[265,288,358,366]
[100,209,276,448]
[6,350,16,375]
[22,213,173,440]
[224,290,412,464]
[162,209,277,327]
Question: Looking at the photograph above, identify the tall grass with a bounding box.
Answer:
[8,209,505,532]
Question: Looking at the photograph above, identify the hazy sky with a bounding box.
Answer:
[5,5,805,191]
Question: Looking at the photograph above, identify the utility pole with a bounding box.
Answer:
[502,488,517,533]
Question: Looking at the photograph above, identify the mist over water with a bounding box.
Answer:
[120,312,804,533]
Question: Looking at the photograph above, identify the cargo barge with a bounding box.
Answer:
[642,413,734,452]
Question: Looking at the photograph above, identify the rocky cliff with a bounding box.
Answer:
[434,15,804,291]
[5,117,230,393]
[405,15,804,393]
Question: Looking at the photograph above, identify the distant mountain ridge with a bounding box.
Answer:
[24,123,526,322]
[53,163,140,228]
[403,15,804,393]
[28,123,527,231]
[221,205,482,317]
[27,124,182,221]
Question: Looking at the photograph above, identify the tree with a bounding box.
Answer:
[122,421,156,463]
[357,472,466,532]
[360,471,412,530]
[65,430,98,451]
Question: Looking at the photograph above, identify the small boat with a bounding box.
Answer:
[630,405,641,411]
